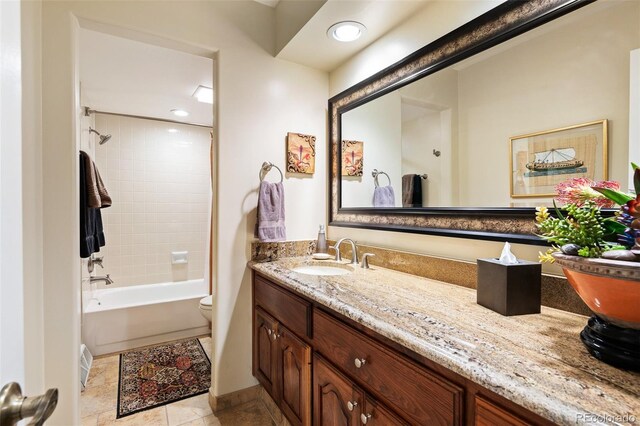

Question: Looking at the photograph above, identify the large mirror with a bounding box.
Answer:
[330,0,639,243]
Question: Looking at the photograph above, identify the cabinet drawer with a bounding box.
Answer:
[254,274,311,339]
[475,396,530,426]
[313,310,463,426]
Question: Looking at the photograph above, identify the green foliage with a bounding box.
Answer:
[535,201,607,259]
[603,217,627,235]
[592,187,634,205]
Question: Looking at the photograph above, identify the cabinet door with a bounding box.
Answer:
[254,308,278,397]
[277,326,311,426]
[360,397,407,426]
[475,396,531,426]
[313,355,362,426]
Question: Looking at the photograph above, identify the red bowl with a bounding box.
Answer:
[553,253,640,330]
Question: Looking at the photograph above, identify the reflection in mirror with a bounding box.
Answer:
[340,0,639,209]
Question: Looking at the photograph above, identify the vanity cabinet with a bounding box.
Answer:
[252,272,553,426]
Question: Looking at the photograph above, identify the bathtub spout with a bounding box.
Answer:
[90,275,113,285]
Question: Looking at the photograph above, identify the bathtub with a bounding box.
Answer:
[82,279,210,356]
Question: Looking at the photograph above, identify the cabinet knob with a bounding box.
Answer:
[267,329,272,336]
[347,400,358,411]
[361,413,372,424]
[354,358,367,368]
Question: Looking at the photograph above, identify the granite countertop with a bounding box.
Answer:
[249,257,640,426]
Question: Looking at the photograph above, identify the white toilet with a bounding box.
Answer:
[199,295,213,324]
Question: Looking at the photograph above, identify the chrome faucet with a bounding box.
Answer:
[90,274,113,285]
[332,238,359,265]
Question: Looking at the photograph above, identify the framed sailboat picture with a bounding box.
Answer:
[509,120,608,198]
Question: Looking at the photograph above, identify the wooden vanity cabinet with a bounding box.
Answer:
[252,272,554,426]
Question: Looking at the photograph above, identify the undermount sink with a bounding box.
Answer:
[291,264,351,276]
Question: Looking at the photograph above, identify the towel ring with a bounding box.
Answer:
[372,169,391,188]
[259,161,283,183]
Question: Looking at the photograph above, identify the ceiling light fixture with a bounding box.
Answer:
[171,109,189,117]
[327,21,366,42]
[167,128,179,133]
[193,85,214,104]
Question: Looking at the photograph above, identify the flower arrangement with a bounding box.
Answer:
[537,163,640,263]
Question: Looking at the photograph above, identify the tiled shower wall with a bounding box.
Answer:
[93,113,212,287]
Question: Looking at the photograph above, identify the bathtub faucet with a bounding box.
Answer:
[90,275,113,285]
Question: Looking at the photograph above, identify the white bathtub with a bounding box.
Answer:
[82,279,210,356]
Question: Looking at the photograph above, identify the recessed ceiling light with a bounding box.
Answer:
[327,21,366,42]
[192,85,214,104]
[168,128,179,133]
[171,109,189,117]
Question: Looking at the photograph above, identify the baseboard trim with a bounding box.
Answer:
[208,384,261,413]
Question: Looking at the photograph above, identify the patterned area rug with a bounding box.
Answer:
[117,338,211,418]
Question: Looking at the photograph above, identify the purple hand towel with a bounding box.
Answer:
[373,185,395,207]
[255,181,286,242]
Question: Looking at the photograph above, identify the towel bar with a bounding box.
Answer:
[372,169,391,187]
[260,162,283,183]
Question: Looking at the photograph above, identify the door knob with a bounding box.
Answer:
[0,382,58,426]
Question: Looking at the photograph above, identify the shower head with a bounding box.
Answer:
[89,127,112,145]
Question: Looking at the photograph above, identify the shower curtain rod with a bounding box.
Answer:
[83,107,213,129]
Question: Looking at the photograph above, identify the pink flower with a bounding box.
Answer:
[555,178,620,208]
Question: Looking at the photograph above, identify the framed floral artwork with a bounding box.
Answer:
[286,132,316,174]
[342,140,364,177]
[509,120,608,198]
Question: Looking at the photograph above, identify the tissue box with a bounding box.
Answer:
[476,258,541,316]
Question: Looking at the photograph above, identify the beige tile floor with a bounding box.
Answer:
[81,337,275,426]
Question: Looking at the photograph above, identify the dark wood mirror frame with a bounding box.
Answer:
[328,0,599,245]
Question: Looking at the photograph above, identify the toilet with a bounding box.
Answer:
[199,295,213,323]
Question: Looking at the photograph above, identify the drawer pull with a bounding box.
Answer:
[347,400,358,411]
[361,413,372,424]
[354,358,367,368]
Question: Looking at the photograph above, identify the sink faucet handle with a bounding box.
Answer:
[360,253,375,269]
[330,245,342,261]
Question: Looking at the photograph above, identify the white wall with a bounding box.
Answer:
[39,1,327,423]
[402,111,444,206]
[398,67,458,206]
[341,91,402,207]
[93,115,211,288]
[21,0,45,395]
[0,0,26,388]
